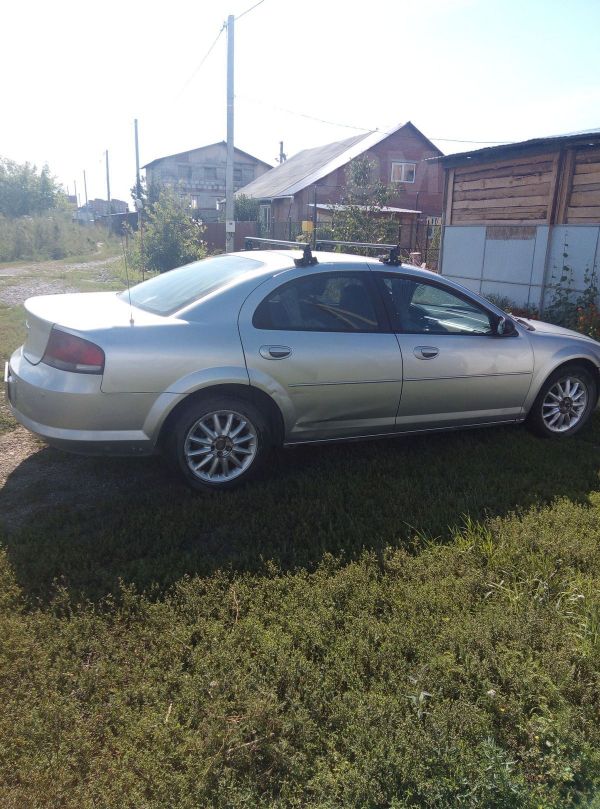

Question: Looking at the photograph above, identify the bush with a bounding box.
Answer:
[128,188,207,274]
[234,194,259,222]
[0,213,109,262]
[329,156,400,251]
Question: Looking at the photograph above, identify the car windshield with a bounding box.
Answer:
[121,255,263,316]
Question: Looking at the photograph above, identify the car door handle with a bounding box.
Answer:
[414,345,439,360]
[260,345,292,360]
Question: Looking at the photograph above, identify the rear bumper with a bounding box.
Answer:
[5,349,157,456]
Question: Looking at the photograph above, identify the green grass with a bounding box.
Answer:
[1,257,600,806]
[0,304,26,433]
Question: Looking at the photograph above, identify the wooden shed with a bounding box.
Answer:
[442,130,600,226]
[437,130,600,309]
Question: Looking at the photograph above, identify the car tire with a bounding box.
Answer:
[165,394,271,491]
[526,364,597,439]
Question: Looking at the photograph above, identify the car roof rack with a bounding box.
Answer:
[244,237,317,267]
[315,240,403,267]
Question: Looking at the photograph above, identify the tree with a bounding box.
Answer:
[234,194,259,222]
[0,158,62,217]
[140,187,206,273]
[328,156,399,249]
[130,175,163,211]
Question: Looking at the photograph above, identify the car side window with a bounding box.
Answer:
[253,273,382,332]
[382,277,493,335]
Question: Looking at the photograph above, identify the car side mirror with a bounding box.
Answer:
[496,316,516,336]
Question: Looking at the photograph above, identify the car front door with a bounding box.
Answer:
[238,266,403,442]
[374,273,534,430]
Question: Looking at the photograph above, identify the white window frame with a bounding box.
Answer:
[391,161,416,183]
[259,204,272,231]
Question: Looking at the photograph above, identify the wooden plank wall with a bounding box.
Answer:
[449,153,555,225]
[567,148,600,223]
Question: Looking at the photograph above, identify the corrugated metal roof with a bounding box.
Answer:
[235,132,369,199]
[439,128,600,167]
[237,122,440,200]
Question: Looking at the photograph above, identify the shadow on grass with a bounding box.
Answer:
[2,417,600,604]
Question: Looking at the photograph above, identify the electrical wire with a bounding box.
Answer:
[175,1,266,101]
[235,0,265,21]
[178,24,226,97]
[237,96,513,145]
[237,95,372,132]
[429,136,514,144]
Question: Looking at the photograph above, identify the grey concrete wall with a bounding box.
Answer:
[441,224,600,310]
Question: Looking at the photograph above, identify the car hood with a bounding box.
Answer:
[521,318,600,343]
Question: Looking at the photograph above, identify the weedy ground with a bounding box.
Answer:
[0,252,599,808]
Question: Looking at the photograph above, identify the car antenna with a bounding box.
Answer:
[120,235,135,326]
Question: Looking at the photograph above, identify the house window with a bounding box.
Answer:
[178,164,192,181]
[204,167,217,181]
[426,216,441,241]
[259,204,272,234]
[391,162,416,183]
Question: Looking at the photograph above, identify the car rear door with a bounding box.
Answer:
[374,272,534,430]
[238,264,403,442]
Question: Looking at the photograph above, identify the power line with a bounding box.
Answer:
[237,95,372,132]
[430,136,515,144]
[235,0,265,21]
[178,24,226,97]
[238,96,514,145]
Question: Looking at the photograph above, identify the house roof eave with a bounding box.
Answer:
[438,128,600,169]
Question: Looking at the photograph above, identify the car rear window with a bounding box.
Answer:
[121,255,263,316]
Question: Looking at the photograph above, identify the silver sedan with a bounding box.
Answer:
[5,247,600,490]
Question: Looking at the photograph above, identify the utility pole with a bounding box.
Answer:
[225,14,235,253]
[279,141,286,163]
[134,118,141,198]
[74,179,78,208]
[83,170,88,207]
[312,184,318,248]
[105,150,111,233]
[134,119,145,280]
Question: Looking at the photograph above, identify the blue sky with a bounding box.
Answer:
[2,0,599,203]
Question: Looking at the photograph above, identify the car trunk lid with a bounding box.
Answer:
[22,291,165,364]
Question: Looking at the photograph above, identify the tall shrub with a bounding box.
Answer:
[329,156,398,249]
[139,188,207,273]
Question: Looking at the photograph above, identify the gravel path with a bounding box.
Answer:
[0,256,120,306]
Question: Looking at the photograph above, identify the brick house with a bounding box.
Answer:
[236,121,444,250]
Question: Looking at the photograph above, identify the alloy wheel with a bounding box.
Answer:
[541,376,588,433]
[184,410,258,483]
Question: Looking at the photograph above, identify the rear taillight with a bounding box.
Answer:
[42,328,105,374]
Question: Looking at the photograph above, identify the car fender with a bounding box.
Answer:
[143,365,251,442]
[524,343,600,412]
